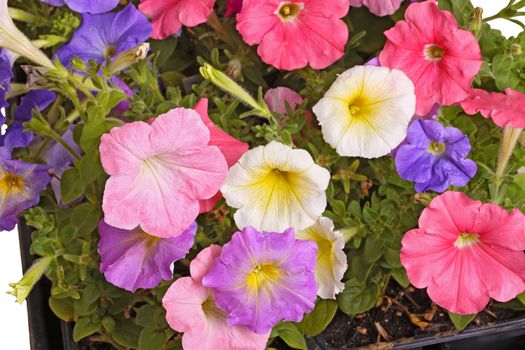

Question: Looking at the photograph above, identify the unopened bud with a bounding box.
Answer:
[106,42,150,76]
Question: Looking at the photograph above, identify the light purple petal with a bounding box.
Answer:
[98,221,197,292]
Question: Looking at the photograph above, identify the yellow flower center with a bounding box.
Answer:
[424,44,445,61]
[105,45,117,58]
[275,2,304,21]
[427,141,446,155]
[246,263,282,293]
[454,233,480,249]
[0,173,25,195]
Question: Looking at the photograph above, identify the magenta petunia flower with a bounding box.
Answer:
[349,0,404,16]
[99,107,228,238]
[226,0,243,16]
[460,88,525,129]
[236,0,350,71]
[139,0,216,40]
[193,98,249,213]
[379,1,482,115]
[0,158,51,231]
[163,245,270,350]
[264,87,303,115]
[98,221,196,292]
[401,191,525,315]
[202,227,318,333]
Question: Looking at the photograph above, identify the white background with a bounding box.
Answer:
[0,1,523,349]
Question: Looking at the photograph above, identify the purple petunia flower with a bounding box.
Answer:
[0,158,51,231]
[0,48,13,114]
[202,227,318,334]
[395,119,477,193]
[41,0,119,14]
[98,221,197,292]
[55,4,151,67]
[0,90,57,159]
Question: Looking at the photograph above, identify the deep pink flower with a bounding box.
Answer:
[401,191,525,315]
[193,99,249,212]
[379,1,482,115]
[264,87,303,115]
[226,0,243,16]
[139,0,216,40]
[163,245,270,350]
[99,108,228,238]
[349,0,404,16]
[236,0,350,70]
[460,88,525,128]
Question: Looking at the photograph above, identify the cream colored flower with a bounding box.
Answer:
[313,65,416,158]
[296,217,347,299]
[221,141,330,232]
[0,0,54,69]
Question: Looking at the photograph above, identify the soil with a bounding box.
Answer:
[321,281,523,350]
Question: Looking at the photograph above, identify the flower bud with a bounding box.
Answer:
[106,42,149,76]
[8,256,53,303]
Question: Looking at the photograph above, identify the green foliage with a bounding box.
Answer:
[448,312,477,331]
[8,0,525,348]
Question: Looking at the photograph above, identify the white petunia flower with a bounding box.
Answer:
[0,0,54,69]
[220,141,330,232]
[296,217,347,299]
[313,65,416,158]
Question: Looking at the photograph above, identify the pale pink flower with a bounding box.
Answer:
[460,88,525,128]
[401,191,525,315]
[193,99,249,212]
[236,0,350,70]
[99,108,228,238]
[349,0,404,16]
[264,87,303,115]
[163,246,270,350]
[139,0,216,40]
[379,1,482,115]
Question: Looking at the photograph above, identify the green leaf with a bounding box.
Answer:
[517,291,525,305]
[298,299,338,336]
[80,118,122,153]
[77,152,104,186]
[492,54,520,90]
[73,316,101,342]
[135,304,167,329]
[273,322,307,350]
[138,328,166,350]
[448,312,476,331]
[60,168,85,204]
[49,297,74,322]
[70,203,100,237]
[390,268,410,288]
[112,319,141,348]
[337,278,379,316]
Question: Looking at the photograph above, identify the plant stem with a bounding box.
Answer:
[47,128,82,160]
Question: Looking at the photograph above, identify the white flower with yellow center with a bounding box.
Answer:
[220,141,330,232]
[313,65,416,158]
[296,217,347,299]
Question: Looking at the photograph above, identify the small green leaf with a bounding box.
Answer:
[337,279,379,316]
[138,328,166,350]
[448,312,476,331]
[517,291,525,305]
[298,299,338,336]
[273,322,307,350]
[112,319,141,348]
[73,316,101,342]
[60,168,85,204]
[49,297,74,322]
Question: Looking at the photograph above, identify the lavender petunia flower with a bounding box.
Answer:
[202,227,318,334]
[395,119,477,193]
[41,0,119,14]
[55,4,151,67]
[0,90,56,159]
[0,48,13,114]
[98,221,197,292]
[0,158,51,230]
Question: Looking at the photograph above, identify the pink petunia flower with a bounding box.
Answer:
[401,191,525,315]
[193,98,249,212]
[460,88,525,128]
[264,87,303,115]
[349,0,404,16]
[139,0,216,40]
[99,108,228,238]
[236,0,350,71]
[162,245,270,350]
[379,1,482,116]
[226,0,243,16]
